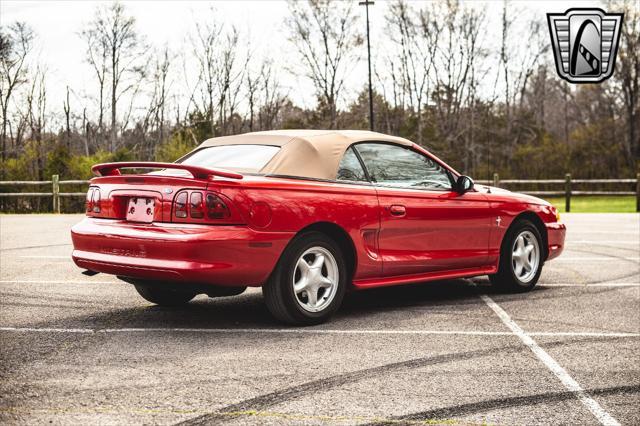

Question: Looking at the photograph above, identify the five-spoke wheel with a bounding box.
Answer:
[263,231,347,325]
[490,219,544,292]
[511,230,540,283]
[293,247,339,313]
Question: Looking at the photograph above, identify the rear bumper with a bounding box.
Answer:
[545,222,566,261]
[71,218,293,286]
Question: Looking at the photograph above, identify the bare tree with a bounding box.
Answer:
[287,0,362,128]
[386,0,439,145]
[63,86,71,150]
[423,1,485,150]
[0,22,34,173]
[495,1,548,139]
[216,27,246,136]
[259,60,287,130]
[141,45,172,157]
[153,46,171,146]
[191,11,246,137]
[82,2,146,152]
[246,59,260,132]
[193,16,222,136]
[80,25,108,139]
[18,65,47,179]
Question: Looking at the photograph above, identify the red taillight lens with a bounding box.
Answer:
[175,191,188,218]
[92,189,101,213]
[190,192,204,218]
[86,189,93,212]
[86,188,101,214]
[173,190,235,222]
[206,193,230,219]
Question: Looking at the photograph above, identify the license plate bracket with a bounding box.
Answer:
[126,197,155,223]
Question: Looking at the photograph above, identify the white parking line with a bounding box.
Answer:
[568,241,639,245]
[16,256,633,261]
[11,256,638,261]
[480,294,621,426]
[0,280,118,284]
[17,255,70,259]
[11,256,631,262]
[0,326,638,338]
[1,280,638,287]
[554,257,639,261]
[540,283,640,287]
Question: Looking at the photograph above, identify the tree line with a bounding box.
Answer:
[1,0,638,184]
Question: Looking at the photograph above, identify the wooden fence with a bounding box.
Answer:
[475,173,640,212]
[0,173,639,212]
[0,175,88,213]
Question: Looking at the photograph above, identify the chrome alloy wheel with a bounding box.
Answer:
[511,230,540,283]
[292,246,339,313]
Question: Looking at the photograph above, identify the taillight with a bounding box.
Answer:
[86,188,101,214]
[86,189,93,213]
[206,193,230,219]
[173,190,232,222]
[92,189,101,213]
[175,192,188,218]
[190,192,204,218]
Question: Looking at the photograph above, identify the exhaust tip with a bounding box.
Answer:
[82,270,99,276]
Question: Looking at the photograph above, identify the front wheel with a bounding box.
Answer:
[263,231,347,325]
[489,220,544,292]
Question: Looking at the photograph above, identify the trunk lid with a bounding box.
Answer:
[88,174,210,222]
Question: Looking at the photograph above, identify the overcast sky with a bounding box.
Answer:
[2,0,602,127]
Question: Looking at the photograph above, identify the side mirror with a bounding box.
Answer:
[455,175,474,194]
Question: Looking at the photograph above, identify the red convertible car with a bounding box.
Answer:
[71,130,565,324]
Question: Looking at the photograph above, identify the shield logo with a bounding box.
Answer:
[547,8,623,83]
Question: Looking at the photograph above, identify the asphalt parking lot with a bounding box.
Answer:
[0,213,638,425]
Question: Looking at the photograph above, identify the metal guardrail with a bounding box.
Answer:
[0,173,639,213]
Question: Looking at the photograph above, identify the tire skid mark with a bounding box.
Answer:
[489,284,639,306]
[547,244,640,284]
[363,384,640,425]
[587,271,640,285]
[0,301,96,310]
[567,247,640,265]
[0,291,103,305]
[176,336,623,426]
[575,244,639,254]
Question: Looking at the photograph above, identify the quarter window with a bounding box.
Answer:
[354,143,452,190]
[336,147,368,182]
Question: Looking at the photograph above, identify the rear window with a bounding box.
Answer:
[179,145,280,173]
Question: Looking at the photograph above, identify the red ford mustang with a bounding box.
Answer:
[71,130,566,324]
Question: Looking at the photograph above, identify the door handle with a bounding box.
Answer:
[389,204,406,216]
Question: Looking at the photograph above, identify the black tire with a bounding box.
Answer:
[134,284,196,306]
[263,231,347,325]
[489,219,544,292]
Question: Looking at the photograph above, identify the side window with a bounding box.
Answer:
[354,143,452,190]
[336,147,368,182]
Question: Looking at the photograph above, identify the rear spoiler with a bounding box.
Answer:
[91,162,243,180]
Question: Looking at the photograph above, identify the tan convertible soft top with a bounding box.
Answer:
[198,130,414,180]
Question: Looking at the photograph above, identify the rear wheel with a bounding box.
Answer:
[489,219,543,292]
[263,231,346,325]
[134,284,196,306]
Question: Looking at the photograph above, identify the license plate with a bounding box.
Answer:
[126,197,155,223]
